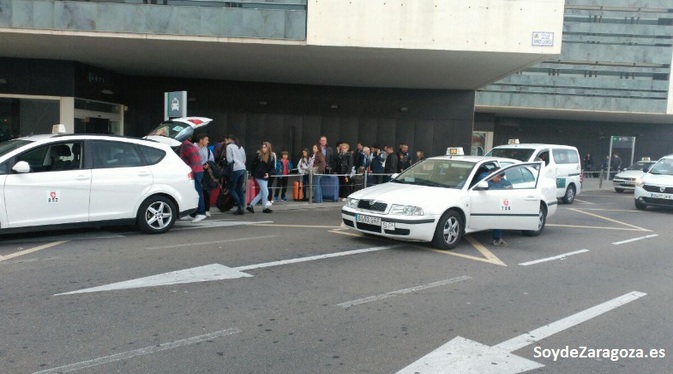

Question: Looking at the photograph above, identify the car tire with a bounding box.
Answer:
[635,199,648,210]
[615,188,624,193]
[137,195,177,234]
[522,204,547,237]
[561,185,576,204]
[432,210,463,250]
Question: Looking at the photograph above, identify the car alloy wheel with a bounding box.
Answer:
[138,195,177,234]
[562,185,576,204]
[522,204,547,237]
[432,210,463,250]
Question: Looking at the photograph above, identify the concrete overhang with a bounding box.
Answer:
[0,29,553,90]
[476,106,673,125]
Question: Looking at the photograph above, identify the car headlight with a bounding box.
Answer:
[389,204,424,216]
[635,178,644,187]
[346,198,360,209]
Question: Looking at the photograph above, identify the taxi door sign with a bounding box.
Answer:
[501,199,512,211]
[47,191,60,203]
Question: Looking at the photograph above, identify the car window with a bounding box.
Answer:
[502,165,539,189]
[137,145,166,165]
[92,141,144,169]
[486,148,535,162]
[393,159,474,189]
[0,139,32,157]
[15,142,82,172]
[552,149,580,164]
[649,159,673,176]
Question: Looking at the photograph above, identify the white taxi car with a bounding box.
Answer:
[0,133,198,235]
[634,154,673,210]
[341,156,557,249]
[612,160,655,193]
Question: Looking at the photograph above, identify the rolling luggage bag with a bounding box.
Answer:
[245,178,260,205]
[320,175,339,202]
[293,181,304,201]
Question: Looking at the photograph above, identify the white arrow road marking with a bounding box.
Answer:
[397,291,647,374]
[518,249,590,266]
[56,244,403,295]
[612,234,658,246]
[32,328,241,374]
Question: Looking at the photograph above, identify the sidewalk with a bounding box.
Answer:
[581,174,615,192]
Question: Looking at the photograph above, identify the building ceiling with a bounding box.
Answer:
[0,31,547,90]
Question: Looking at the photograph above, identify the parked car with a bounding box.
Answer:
[341,154,557,249]
[0,133,198,235]
[486,143,582,204]
[612,160,656,193]
[634,154,673,210]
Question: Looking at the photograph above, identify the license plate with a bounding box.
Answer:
[356,214,381,226]
[382,221,396,230]
[650,193,673,200]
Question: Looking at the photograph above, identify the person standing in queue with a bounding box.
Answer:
[312,144,326,203]
[226,134,247,215]
[247,142,275,213]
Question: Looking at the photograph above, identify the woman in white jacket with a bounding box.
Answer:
[297,148,313,201]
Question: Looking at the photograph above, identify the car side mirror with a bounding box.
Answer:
[12,161,31,173]
[643,167,650,172]
[474,181,489,190]
[390,173,399,180]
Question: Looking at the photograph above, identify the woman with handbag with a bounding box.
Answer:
[311,144,326,203]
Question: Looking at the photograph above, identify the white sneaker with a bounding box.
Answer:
[267,200,273,206]
[192,214,207,223]
[205,211,211,217]
[180,216,193,221]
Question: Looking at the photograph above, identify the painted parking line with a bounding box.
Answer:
[429,236,507,266]
[519,249,590,266]
[33,328,241,374]
[612,234,658,246]
[0,241,68,263]
[144,235,276,250]
[569,208,651,232]
[337,276,471,308]
[547,224,646,232]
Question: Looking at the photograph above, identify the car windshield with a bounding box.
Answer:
[391,159,475,189]
[0,139,32,157]
[485,148,535,162]
[648,159,673,176]
[147,121,193,140]
[628,162,654,171]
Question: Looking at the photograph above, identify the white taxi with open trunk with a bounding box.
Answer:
[0,124,199,235]
[341,148,558,249]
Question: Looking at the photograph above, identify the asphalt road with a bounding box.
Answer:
[1,190,671,374]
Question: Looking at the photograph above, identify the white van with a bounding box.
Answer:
[485,143,582,204]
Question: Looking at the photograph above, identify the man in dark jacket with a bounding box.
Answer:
[370,144,385,185]
[319,136,336,174]
[397,143,411,172]
[383,145,398,182]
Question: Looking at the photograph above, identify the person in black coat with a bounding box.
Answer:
[336,143,354,200]
[383,145,398,182]
[247,142,276,213]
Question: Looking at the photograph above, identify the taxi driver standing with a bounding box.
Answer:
[481,169,513,246]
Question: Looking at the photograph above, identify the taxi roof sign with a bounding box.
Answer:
[508,138,520,145]
[52,124,66,134]
[446,147,464,156]
[642,157,651,161]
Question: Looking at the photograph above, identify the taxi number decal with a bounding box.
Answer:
[47,191,60,203]
[501,198,512,211]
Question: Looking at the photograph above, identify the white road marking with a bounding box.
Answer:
[518,249,590,266]
[0,241,68,263]
[612,234,658,246]
[337,276,471,308]
[56,244,403,295]
[144,235,276,250]
[398,291,647,373]
[32,328,241,374]
[172,220,273,230]
[234,244,404,271]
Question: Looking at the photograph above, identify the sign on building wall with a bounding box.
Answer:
[532,32,554,47]
[165,91,187,119]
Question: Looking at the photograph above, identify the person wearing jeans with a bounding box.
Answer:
[247,142,276,213]
[179,138,206,222]
[226,135,247,215]
[311,144,326,203]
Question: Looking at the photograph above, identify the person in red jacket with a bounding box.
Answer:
[180,138,206,222]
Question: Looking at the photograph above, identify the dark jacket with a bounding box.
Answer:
[371,151,385,173]
[397,150,411,172]
[323,146,335,174]
[336,151,353,175]
[251,153,276,180]
[384,152,398,175]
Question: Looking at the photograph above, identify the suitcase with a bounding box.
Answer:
[293,181,304,201]
[320,175,339,202]
[245,178,260,205]
[209,187,221,207]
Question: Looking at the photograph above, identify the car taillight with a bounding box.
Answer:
[188,171,194,180]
